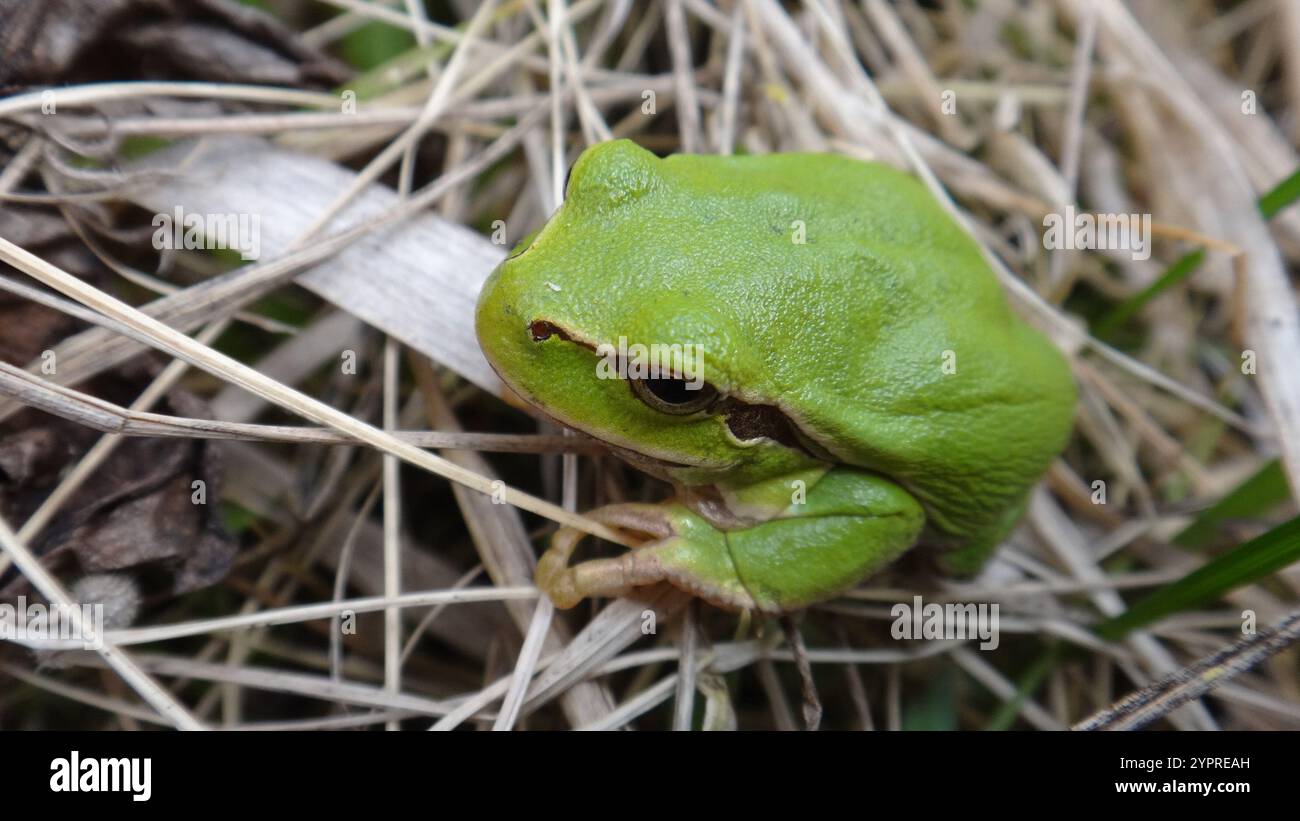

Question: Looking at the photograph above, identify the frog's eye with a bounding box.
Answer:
[630,377,718,415]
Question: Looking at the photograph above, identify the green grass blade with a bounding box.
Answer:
[1092,248,1204,339]
[1259,167,1300,219]
[983,645,1060,731]
[903,665,958,730]
[1098,514,1300,640]
[1174,459,1290,549]
[341,21,417,72]
[1090,168,1295,341]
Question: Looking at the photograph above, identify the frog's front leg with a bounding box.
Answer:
[536,469,925,613]
[536,502,756,609]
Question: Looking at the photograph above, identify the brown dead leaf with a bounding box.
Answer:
[0,380,237,598]
[0,0,349,89]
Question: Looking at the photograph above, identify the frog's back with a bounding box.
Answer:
[664,151,1077,562]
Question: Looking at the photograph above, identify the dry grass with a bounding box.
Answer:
[0,0,1298,730]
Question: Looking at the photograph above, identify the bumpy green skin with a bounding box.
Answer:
[475,139,1075,612]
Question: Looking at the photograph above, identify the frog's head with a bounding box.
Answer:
[475,140,824,490]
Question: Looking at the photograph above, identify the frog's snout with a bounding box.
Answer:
[475,259,556,382]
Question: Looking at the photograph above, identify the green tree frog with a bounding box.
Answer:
[475,139,1075,614]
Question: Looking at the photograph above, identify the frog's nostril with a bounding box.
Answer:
[529,320,558,341]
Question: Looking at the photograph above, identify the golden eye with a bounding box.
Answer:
[630,377,719,415]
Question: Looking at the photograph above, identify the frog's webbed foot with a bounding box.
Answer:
[536,503,757,611]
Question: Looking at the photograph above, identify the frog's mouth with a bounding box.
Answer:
[496,377,702,473]
[603,441,695,475]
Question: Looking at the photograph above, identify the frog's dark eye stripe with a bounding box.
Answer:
[563,162,575,199]
[631,377,719,415]
[724,401,803,448]
[721,400,829,459]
